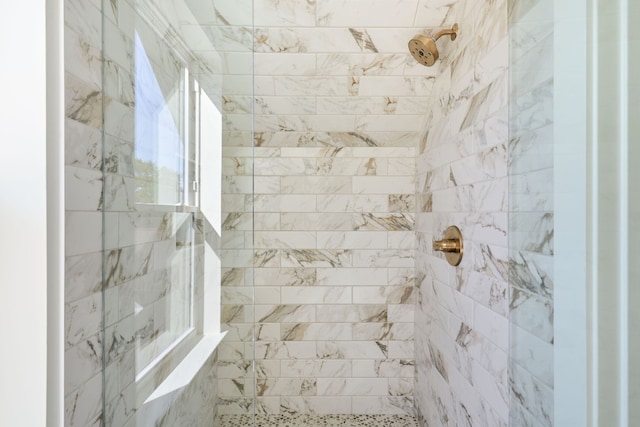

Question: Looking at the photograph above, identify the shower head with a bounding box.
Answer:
[408,23,458,67]
[408,35,439,66]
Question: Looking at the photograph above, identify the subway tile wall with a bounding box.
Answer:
[414,0,511,426]
[508,0,554,425]
[64,0,105,424]
[214,0,445,416]
[64,0,243,425]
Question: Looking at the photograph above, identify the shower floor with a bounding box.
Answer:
[217,414,419,426]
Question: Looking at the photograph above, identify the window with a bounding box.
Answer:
[132,30,202,378]
[131,26,224,381]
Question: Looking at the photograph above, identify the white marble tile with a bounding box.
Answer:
[510,287,552,343]
[414,0,459,27]
[254,176,282,194]
[254,76,276,96]
[510,32,554,98]
[281,249,352,268]
[218,379,252,397]
[352,359,414,378]
[281,287,352,305]
[254,231,317,249]
[255,287,281,305]
[64,372,102,427]
[255,342,318,360]
[65,212,102,256]
[387,340,414,359]
[471,361,509,421]
[510,326,553,388]
[212,0,254,26]
[281,176,353,194]
[432,280,474,325]
[254,0,316,26]
[352,323,414,341]
[65,166,103,212]
[254,195,317,212]
[317,378,388,396]
[317,231,388,250]
[280,397,353,414]
[316,305,387,323]
[64,335,101,393]
[387,304,415,322]
[65,0,102,48]
[254,27,360,54]
[65,292,102,350]
[388,378,413,396]
[353,286,414,305]
[224,114,254,132]
[353,176,415,195]
[65,118,103,171]
[255,96,317,115]
[255,53,316,76]
[281,213,352,231]
[103,174,135,211]
[510,363,553,427]
[254,268,317,287]
[221,75,254,96]
[387,158,417,177]
[282,360,351,378]
[316,268,388,287]
[257,378,316,396]
[354,146,416,158]
[460,271,508,317]
[356,115,425,132]
[65,252,103,303]
[282,323,353,341]
[222,287,254,306]
[317,54,408,76]
[317,0,419,27]
[510,212,553,255]
[351,250,415,268]
[352,396,414,415]
[387,231,416,250]
[317,195,389,213]
[256,114,358,133]
[272,75,354,96]
[256,305,316,323]
[358,76,435,96]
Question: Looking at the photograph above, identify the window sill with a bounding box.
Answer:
[144,331,227,404]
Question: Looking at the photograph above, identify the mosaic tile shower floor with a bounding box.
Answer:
[217,414,419,426]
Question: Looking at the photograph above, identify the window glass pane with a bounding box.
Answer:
[131,28,195,376]
[134,31,185,206]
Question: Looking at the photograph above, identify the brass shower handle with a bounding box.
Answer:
[432,226,464,266]
[432,238,461,253]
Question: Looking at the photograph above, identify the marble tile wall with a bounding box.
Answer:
[213,0,442,416]
[508,0,554,425]
[64,0,105,424]
[64,0,243,425]
[414,0,511,426]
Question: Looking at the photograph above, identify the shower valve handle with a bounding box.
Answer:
[432,226,464,266]
[432,238,461,253]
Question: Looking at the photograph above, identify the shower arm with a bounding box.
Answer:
[433,24,459,42]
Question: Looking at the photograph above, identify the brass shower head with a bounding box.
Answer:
[408,23,459,67]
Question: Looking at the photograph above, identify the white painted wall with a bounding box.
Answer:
[0,0,50,425]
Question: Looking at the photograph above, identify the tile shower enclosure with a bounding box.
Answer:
[63,0,553,426]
